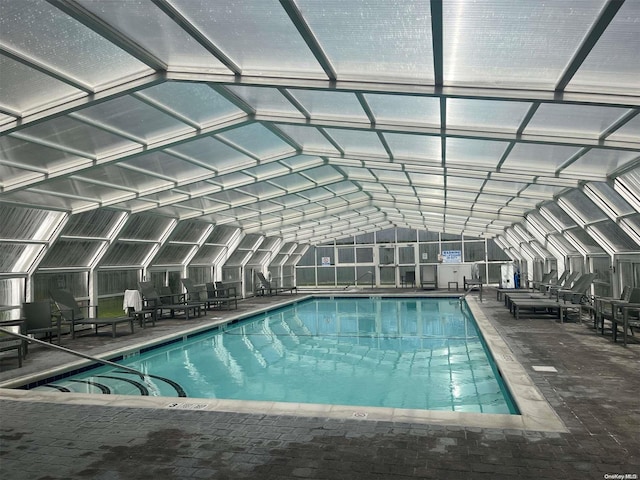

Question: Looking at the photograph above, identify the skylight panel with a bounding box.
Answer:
[443,0,604,88]
[295,0,434,82]
[568,0,640,95]
[169,0,327,78]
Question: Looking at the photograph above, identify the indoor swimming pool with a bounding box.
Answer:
[30,297,518,414]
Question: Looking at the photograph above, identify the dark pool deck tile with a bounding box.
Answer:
[1,289,639,479]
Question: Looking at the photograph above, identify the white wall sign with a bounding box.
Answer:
[441,250,462,263]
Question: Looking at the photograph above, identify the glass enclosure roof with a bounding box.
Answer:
[0,0,638,252]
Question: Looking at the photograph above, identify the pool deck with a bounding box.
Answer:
[1,288,639,479]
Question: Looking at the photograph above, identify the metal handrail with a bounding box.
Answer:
[0,327,145,379]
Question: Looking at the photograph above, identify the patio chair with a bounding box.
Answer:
[138,282,201,320]
[180,278,209,309]
[556,273,595,303]
[0,321,24,368]
[547,271,579,296]
[256,272,297,296]
[50,289,134,339]
[23,301,62,349]
[214,282,239,310]
[603,287,640,345]
[592,286,632,331]
[531,270,557,291]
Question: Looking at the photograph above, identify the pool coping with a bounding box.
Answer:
[0,294,567,432]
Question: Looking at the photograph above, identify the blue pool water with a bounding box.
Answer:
[33,297,518,414]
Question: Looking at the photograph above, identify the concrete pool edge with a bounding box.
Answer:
[0,293,568,432]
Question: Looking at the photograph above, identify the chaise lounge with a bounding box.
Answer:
[257,272,297,296]
[50,289,134,338]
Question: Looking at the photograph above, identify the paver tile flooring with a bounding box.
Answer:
[1,289,638,479]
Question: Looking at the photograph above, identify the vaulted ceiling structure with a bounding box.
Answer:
[1,0,639,246]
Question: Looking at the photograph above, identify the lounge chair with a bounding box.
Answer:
[23,301,62,348]
[213,282,239,310]
[0,321,24,368]
[180,278,209,310]
[138,282,201,320]
[531,270,557,291]
[547,271,579,296]
[592,286,632,332]
[509,297,568,322]
[603,287,640,345]
[256,272,297,296]
[50,289,134,338]
[556,273,595,303]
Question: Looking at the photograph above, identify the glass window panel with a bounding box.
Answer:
[591,222,639,252]
[33,272,88,301]
[315,246,334,265]
[566,228,604,254]
[0,56,84,113]
[364,94,440,126]
[443,0,604,88]
[295,267,315,285]
[168,137,255,173]
[526,104,631,138]
[419,243,439,262]
[0,205,64,240]
[238,234,263,250]
[0,189,94,211]
[77,0,229,73]
[324,129,387,156]
[561,149,640,179]
[355,233,374,244]
[317,266,336,286]
[35,177,133,204]
[337,247,355,263]
[169,0,326,77]
[502,144,581,173]
[487,239,511,261]
[273,125,340,154]
[296,0,434,82]
[383,134,441,161]
[18,116,138,157]
[446,138,509,168]
[170,221,211,243]
[97,270,139,295]
[152,244,194,265]
[376,229,396,244]
[226,86,305,117]
[356,247,373,263]
[289,90,368,121]
[447,99,532,133]
[225,250,252,267]
[336,266,355,285]
[398,246,415,264]
[561,190,607,224]
[120,215,173,241]
[78,96,193,142]
[519,184,566,200]
[608,115,640,143]
[396,228,417,242]
[138,83,243,125]
[62,210,124,238]
[586,182,635,216]
[0,164,41,189]
[464,241,486,262]
[246,250,270,266]
[100,243,153,267]
[0,243,42,272]
[1,135,87,172]
[568,1,640,95]
[1,0,150,88]
[39,240,103,268]
[0,278,25,319]
[216,123,294,159]
[190,245,225,265]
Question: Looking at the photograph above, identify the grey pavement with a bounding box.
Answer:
[1,289,639,479]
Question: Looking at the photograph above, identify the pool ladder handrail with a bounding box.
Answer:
[0,327,146,380]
